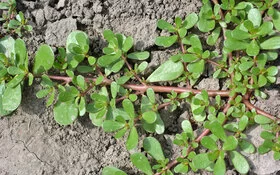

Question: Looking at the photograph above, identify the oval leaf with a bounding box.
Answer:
[33,44,54,74]
[102,166,127,175]
[130,153,153,175]
[147,60,184,82]
[126,126,138,150]
[143,137,165,161]
[229,151,249,174]
[54,102,78,125]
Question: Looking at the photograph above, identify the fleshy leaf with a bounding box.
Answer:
[54,102,78,125]
[102,166,127,175]
[147,60,184,82]
[130,153,153,175]
[33,44,54,74]
[143,137,165,161]
[229,151,249,174]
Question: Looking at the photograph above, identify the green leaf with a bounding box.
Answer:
[174,163,189,173]
[155,35,178,47]
[103,30,115,41]
[36,89,50,98]
[224,37,249,51]
[147,60,184,82]
[6,74,25,88]
[126,126,138,150]
[157,19,176,32]
[238,115,248,131]
[103,120,125,132]
[78,96,86,116]
[130,153,153,175]
[239,140,255,154]
[192,153,212,169]
[246,40,260,56]
[147,88,155,104]
[122,99,135,118]
[0,2,9,9]
[266,66,278,76]
[260,131,275,140]
[258,74,267,87]
[260,37,280,50]
[58,86,79,102]
[231,29,251,40]
[248,8,261,27]
[214,156,226,175]
[137,61,148,72]
[181,120,193,135]
[239,61,254,72]
[7,66,24,75]
[54,102,78,125]
[207,120,227,141]
[97,50,122,67]
[111,60,125,73]
[122,36,133,52]
[274,152,280,160]
[77,66,94,73]
[33,44,54,74]
[142,111,157,124]
[229,151,249,174]
[187,60,205,74]
[184,12,198,29]
[201,136,218,150]
[143,137,165,161]
[46,88,55,107]
[127,51,150,60]
[115,127,127,139]
[207,27,221,46]
[2,85,21,112]
[197,17,215,32]
[88,56,96,65]
[223,136,238,151]
[272,10,280,31]
[15,38,27,67]
[102,166,127,175]
[257,22,273,36]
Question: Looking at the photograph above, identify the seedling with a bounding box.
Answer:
[1,0,280,174]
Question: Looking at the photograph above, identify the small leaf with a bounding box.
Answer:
[201,136,218,150]
[192,153,212,169]
[130,153,153,175]
[260,37,280,50]
[33,44,54,74]
[122,99,135,118]
[181,120,193,135]
[266,66,278,76]
[207,27,221,46]
[258,74,267,87]
[229,151,249,174]
[238,115,248,131]
[197,18,215,32]
[126,126,138,150]
[147,60,184,82]
[143,137,165,161]
[102,166,127,175]
[174,163,189,173]
[98,51,122,67]
[122,36,133,52]
[157,19,176,32]
[246,40,259,56]
[36,89,50,98]
[6,74,25,88]
[214,156,226,175]
[142,111,157,124]
[248,8,261,27]
[224,37,249,51]
[187,60,205,74]
[239,140,255,154]
[2,85,21,112]
[127,51,150,60]
[147,88,155,104]
[272,10,280,31]
[207,120,227,141]
[54,102,78,125]
[184,12,198,29]
[103,120,125,132]
[239,61,254,72]
[223,136,238,151]
[155,35,178,47]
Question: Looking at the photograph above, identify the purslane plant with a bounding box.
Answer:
[1,0,280,174]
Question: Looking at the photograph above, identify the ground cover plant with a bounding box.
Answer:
[0,0,280,174]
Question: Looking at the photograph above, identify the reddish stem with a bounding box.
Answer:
[47,75,230,97]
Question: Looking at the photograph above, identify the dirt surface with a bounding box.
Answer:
[0,0,280,175]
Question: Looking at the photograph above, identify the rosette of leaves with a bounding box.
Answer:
[0,0,32,36]
[97,29,149,76]
[0,36,31,116]
[192,120,250,174]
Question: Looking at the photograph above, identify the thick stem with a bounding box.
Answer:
[47,75,230,97]
[243,99,279,121]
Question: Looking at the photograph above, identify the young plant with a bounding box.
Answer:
[1,0,280,174]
